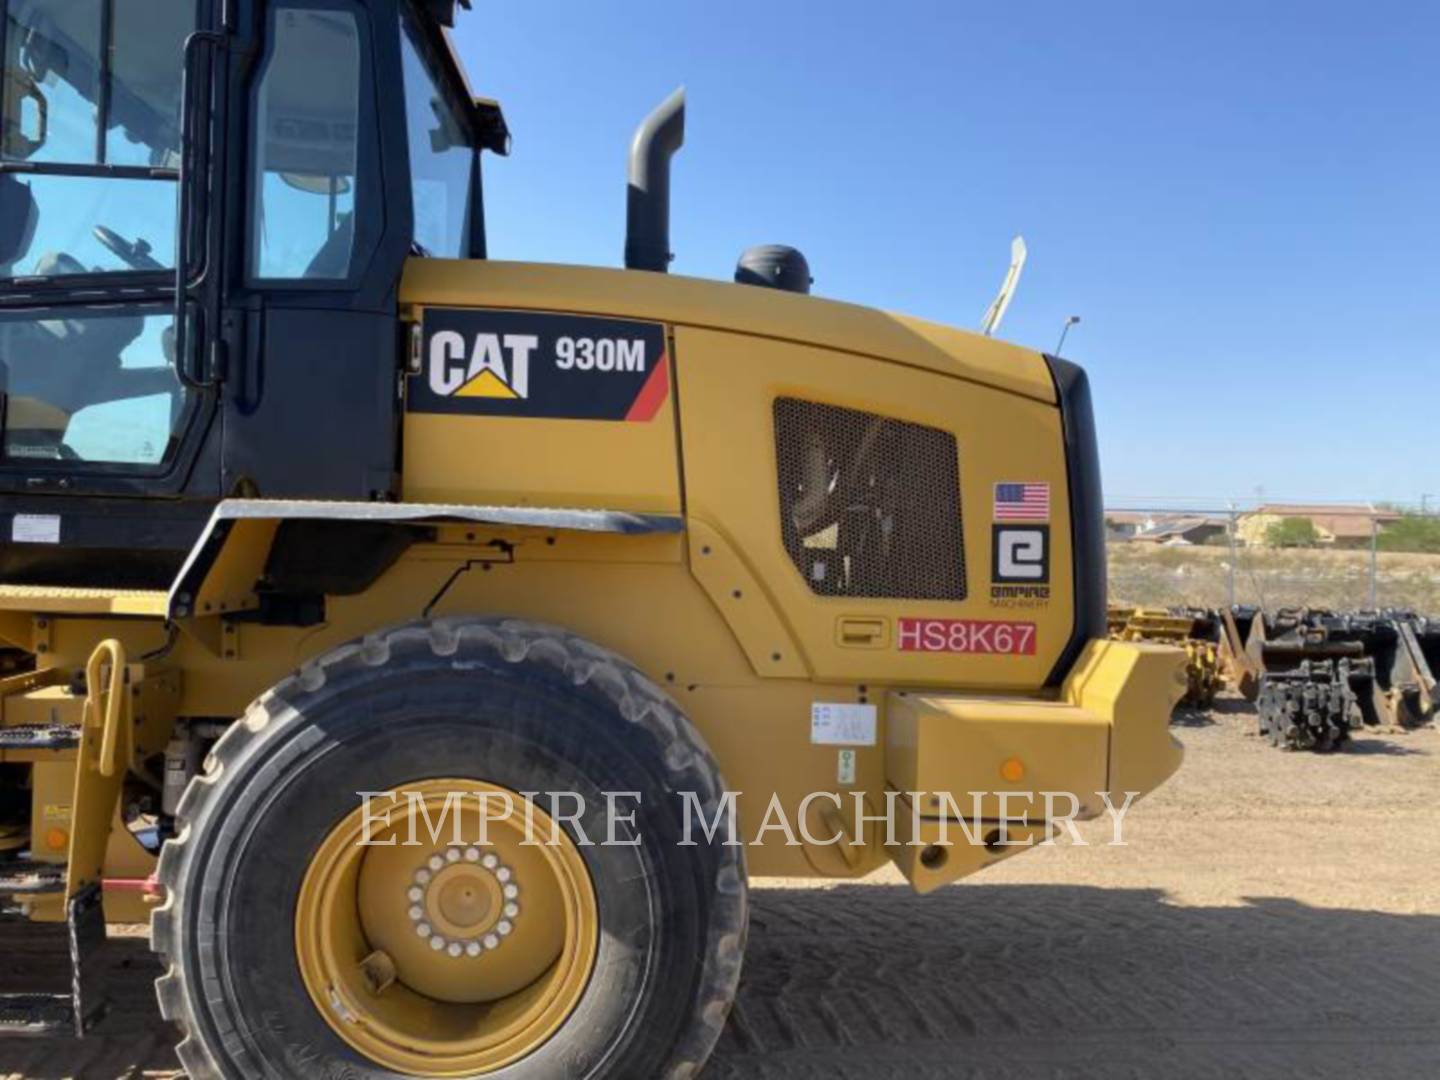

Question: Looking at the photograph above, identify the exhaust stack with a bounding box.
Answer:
[624,87,686,272]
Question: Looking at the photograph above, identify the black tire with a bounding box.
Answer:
[151,617,748,1079]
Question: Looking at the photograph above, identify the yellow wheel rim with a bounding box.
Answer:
[295,779,598,1075]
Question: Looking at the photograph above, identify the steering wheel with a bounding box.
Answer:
[93,225,163,271]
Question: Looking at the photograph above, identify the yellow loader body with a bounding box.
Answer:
[2,260,1182,927]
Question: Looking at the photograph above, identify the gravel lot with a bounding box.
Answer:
[4,704,1438,1079]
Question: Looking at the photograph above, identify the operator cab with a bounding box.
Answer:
[0,0,502,585]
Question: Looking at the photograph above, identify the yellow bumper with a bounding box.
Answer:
[886,639,1185,893]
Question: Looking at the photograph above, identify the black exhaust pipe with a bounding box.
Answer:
[625,87,685,272]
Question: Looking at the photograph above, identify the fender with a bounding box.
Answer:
[167,498,684,624]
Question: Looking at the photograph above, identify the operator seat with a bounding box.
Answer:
[303,211,355,279]
[0,173,38,275]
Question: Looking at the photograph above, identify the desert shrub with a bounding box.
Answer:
[1377,513,1440,554]
[1265,517,1320,548]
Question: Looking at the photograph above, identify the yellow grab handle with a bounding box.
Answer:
[86,639,128,778]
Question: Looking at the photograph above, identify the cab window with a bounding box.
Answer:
[0,0,193,279]
[0,1,195,472]
[249,3,367,281]
[399,12,474,258]
[0,306,187,465]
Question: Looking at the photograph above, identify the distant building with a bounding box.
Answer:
[1105,512,1228,545]
[1105,511,1150,540]
[1236,503,1401,548]
[1138,516,1228,546]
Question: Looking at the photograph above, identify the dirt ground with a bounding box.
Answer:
[3,704,1439,1079]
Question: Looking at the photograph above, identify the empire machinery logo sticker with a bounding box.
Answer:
[992,481,1051,606]
[409,308,671,422]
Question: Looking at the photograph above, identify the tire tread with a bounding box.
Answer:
[152,617,748,1079]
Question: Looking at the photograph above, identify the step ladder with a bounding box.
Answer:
[0,883,108,1036]
[0,858,66,895]
[0,724,80,751]
[0,615,167,1040]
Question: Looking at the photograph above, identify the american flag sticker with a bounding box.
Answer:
[994,482,1050,521]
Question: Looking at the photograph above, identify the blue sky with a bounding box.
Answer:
[456,2,1439,509]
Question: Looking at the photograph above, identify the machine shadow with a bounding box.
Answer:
[1170,704,1219,728]
[1207,694,1257,717]
[1344,736,1428,757]
[707,882,1440,1078]
[2,883,1438,1079]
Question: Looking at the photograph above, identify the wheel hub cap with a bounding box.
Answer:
[409,847,521,955]
[295,779,598,1076]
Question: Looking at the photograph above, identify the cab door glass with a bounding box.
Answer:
[249,5,364,280]
[0,307,186,465]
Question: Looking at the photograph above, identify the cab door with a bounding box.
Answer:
[0,0,446,584]
[0,0,213,495]
[0,0,226,582]
[217,0,411,500]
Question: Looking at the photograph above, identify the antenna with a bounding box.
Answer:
[980,235,1027,337]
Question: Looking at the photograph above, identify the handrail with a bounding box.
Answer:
[173,29,228,391]
[85,639,129,778]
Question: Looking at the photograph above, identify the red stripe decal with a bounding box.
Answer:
[625,351,670,422]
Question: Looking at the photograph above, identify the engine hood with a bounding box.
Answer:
[400,259,1058,405]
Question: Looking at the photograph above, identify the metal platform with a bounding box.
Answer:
[0,584,168,617]
[0,991,77,1036]
[0,859,66,896]
[0,725,81,751]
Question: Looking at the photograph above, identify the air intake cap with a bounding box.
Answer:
[736,245,812,295]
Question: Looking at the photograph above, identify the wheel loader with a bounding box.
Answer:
[0,1,1184,1075]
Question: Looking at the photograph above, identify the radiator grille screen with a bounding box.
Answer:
[774,398,966,600]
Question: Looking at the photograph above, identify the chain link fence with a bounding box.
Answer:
[1104,502,1440,614]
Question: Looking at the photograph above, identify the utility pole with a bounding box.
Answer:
[1226,503,1237,609]
[1369,516,1379,610]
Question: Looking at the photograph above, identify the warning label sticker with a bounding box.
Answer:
[810,703,878,746]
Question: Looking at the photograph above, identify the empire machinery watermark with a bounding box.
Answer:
[354,789,1142,849]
